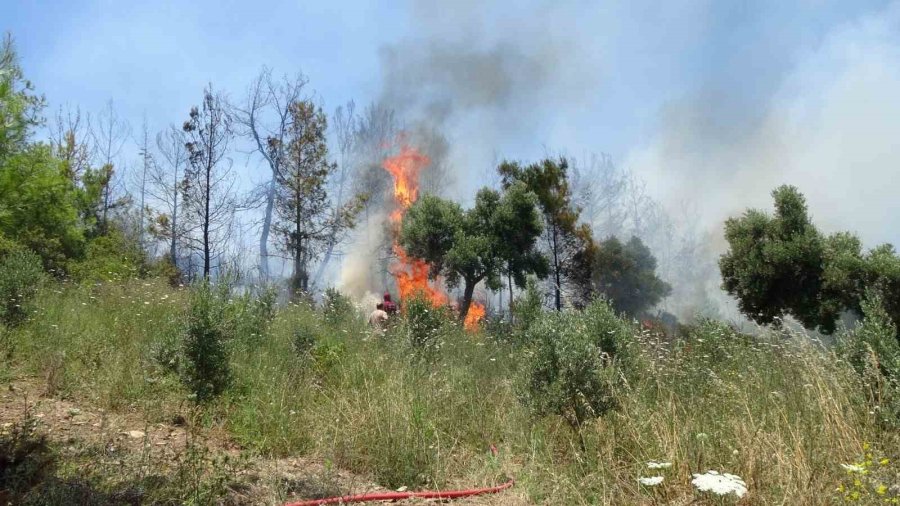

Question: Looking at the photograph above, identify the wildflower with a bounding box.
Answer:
[647,461,672,469]
[638,476,664,486]
[879,458,889,466]
[691,470,747,498]
[841,464,865,473]
[876,484,887,495]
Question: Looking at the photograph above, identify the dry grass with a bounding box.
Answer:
[1,279,898,504]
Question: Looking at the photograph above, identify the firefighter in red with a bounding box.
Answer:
[382,292,398,316]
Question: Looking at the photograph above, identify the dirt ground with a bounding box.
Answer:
[0,377,525,505]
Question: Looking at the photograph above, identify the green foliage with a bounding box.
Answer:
[183,281,232,402]
[274,100,364,295]
[0,144,85,271]
[0,35,44,163]
[721,185,900,334]
[396,293,453,351]
[838,292,900,426]
[322,287,354,326]
[592,236,671,317]
[400,183,544,321]
[229,285,278,348]
[498,157,593,309]
[0,410,53,498]
[0,247,45,326]
[292,321,319,358]
[146,255,184,287]
[66,226,146,283]
[520,299,636,429]
[511,277,543,334]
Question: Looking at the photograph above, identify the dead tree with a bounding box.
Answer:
[233,67,309,281]
[91,100,131,234]
[149,126,188,265]
[182,86,237,279]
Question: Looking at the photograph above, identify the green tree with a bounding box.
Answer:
[0,144,84,270]
[720,185,900,334]
[274,100,362,296]
[498,157,594,310]
[399,182,543,322]
[0,35,43,164]
[592,236,671,317]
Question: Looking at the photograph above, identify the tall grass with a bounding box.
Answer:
[1,279,897,504]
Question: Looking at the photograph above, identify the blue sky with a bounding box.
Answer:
[4,0,900,249]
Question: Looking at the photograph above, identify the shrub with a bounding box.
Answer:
[183,281,232,402]
[398,294,453,351]
[292,322,319,358]
[231,285,278,347]
[520,299,636,430]
[147,255,184,287]
[322,287,354,327]
[511,277,543,334]
[838,291,900,426]
[0,248,45,326]
[0,410,53,496]
[66,227,147,283]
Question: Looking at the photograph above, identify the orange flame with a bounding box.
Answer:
[464,301,486,331]
[382,142,485,330]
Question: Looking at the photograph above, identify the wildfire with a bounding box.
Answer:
[463,300,486,330]
[382,145,427,225]
[381,142,485,330]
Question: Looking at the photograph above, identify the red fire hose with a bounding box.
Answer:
[282,478,515,506]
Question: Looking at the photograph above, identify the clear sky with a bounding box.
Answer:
[4,0,900,249]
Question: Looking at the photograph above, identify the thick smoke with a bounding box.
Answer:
[340,0,900,321]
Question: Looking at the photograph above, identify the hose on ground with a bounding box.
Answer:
[283,478,515,506]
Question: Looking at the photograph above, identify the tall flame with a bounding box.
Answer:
[382,143,485,330]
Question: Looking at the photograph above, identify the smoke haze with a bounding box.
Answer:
[356,0,900,319]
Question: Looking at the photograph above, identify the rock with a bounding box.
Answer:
[124,430,145,439]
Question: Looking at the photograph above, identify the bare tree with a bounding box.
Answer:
[182,86,237,279]
[149,126,188,265]
[91,100,131,233]
[570,152,628,239]
[49,105,92,181]
[131,117,154,251]
[233,67,309,281]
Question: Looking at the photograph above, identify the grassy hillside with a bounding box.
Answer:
[1,279,898,504]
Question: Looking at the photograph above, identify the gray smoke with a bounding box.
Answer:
[340,0,900,321]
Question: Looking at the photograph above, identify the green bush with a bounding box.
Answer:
[838,291,900,426]
[66,227,147,283]
[292,322,318,358]
[183,282,232,402]
[511,277,543,335]
[0,248,45,326]
[397,294,453,351]
[520,299,636,430]
[322,287,354,327]
[0,411,53,498]
[230,285,278,348]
